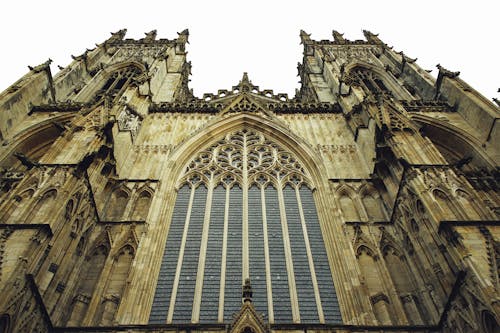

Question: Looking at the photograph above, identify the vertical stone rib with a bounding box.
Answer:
[217,186,230,322]
[261,186,274,323]
[167,185,195,323]
[191,178,214,322]
[295,186,325,323]
[242,133,249,280]
[277,181,300,322]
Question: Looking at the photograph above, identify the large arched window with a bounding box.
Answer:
[93,66,142,103]
[350,68,393,99]
[150,129,341,324]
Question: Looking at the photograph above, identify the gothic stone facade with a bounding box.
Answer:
[0,29,498,333]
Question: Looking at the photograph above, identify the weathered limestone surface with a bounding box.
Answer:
[0,29,498,333]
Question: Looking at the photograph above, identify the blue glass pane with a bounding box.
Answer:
[299,187,342,323]
[248,186,268,320]
[283,185,318,323]
[173,185,207,322]
[224,185,243,321]
[149,185,191,324]
[266,186,293,322]
[199,185,225,322]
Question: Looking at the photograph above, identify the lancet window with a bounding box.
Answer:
[150,129,341,324]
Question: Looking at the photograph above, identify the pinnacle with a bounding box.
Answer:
[241,72,250,84]
[299,29,311,42]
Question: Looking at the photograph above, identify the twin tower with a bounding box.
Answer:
[0,29,498,332]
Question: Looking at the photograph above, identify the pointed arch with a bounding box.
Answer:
[105,186,131,220]
[411,114,496,170]
[31,189,58,223]
[99,243,135,325]
[75,61,146,104]
[1,188,35,223]
[150,111,343,324]
[432,188,456,220]
[455,189,482,220]
[66,239,109,326]
[336,186,360,221]
[130,187,153,221]
[167,112,328,190]
[359,185,386,221]
[0,113,74,169]
[344,62,413,100]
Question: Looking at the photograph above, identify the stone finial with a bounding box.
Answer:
[332,30,346,43]
[143,30,157,43]
[241,72,250,85]
[234,72,255,93]
[175,29,189,54]
[300,29,312,43]
[242,278,253,303]
[28,59,52,73]
[436,64,460,78]
[178,29,189,37]
[107,29,127,43]
[363,30,382,44]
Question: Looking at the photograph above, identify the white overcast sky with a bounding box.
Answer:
[0,1,498,100]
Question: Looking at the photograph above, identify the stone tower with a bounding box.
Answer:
[0,29,498,333]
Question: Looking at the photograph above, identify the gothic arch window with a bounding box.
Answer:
[150,129,341,325]
[350,68,394,99]
[93,66,142,103]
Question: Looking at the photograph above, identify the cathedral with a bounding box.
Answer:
[0,29,498,333]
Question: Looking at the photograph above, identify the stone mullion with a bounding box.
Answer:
[277,178,300,323]
[261,185,274,323]
[191,176,214,323]
[217,185,230,322]
[166,185,196,323]
[295,186,325,323]
[242,134,249,281]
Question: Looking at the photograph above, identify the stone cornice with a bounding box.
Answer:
[401,100,456,113]
[150,100,342,114]
[29,101,90,114]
